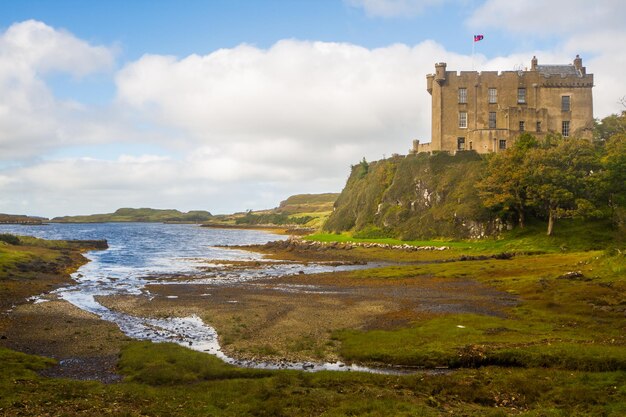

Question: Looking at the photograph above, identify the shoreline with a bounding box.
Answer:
[201,222,312,235]
[0,237,129,382]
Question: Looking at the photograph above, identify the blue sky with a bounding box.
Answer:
[0,0,624,217]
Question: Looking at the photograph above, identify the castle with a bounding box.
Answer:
[413,55,594,154]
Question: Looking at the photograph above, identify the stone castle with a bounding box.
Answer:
[413,55,594,154]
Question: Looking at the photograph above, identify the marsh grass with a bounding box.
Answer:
[332,247,625,373]
[1,343,624,416]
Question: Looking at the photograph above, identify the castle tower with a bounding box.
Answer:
[419,55,594,154]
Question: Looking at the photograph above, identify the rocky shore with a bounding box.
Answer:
[263,237,450,251]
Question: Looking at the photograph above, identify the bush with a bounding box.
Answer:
[0,234,20,245]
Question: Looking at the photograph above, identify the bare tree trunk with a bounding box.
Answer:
[518,209,525,229]
[547,210,555,236]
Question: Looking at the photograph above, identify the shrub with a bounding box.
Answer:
[0,234,20,245]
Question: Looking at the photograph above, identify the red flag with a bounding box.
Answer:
[474,34,484,42]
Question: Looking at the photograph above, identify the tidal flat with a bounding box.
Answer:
[1,230,625,416]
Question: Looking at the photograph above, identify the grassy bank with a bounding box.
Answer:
[307,218,619,254]
[0,235,105,310]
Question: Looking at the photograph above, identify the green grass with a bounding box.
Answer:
[119,342,272,385]
[307,218,620,253]
[1,343,624,416]
[330,248,625,373]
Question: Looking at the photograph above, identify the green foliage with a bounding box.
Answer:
[234,212,314,226]
[477,144,531,228]
[0,233,20,245]
[594,111,626,141]
[357,157,369,179]
[525,137,604,235]
[479,132,615,236]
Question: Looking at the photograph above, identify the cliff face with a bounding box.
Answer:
[324,152,508,239]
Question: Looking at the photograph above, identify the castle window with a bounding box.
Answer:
[459,111,467,128]
[499,139,507,150]
[458,88,467,104]
[519,121,525,132]
[562,120,570,137]
[469,141,473,150]
[536,121,541,132]
[488,88,497,104]
[489,112,497,128]
[562,95,571,112]
[518,88,526,104]
[457,137,465,151]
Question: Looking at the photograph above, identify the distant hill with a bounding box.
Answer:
[0,214,47,225]
[52,208,213,223]
[206,193,339,230]
[276,193,339,214]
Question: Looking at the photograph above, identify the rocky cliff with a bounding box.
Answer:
[324,151,508,239]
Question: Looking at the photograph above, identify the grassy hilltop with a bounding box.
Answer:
[52,207,213,223]
[206,193,339,230]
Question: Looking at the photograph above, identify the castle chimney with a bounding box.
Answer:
[574,55,582,69]
[531,56,538,70]
[435,62,447,85]
[573,54,585,75]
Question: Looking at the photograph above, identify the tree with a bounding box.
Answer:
[525,138,602,235]
[477,133,538,228]
[594,111,626,141]
[602,132,626,231]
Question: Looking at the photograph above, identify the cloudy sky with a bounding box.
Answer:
[1,0,625,217]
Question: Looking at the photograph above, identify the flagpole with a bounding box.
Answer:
[472,38,476,71]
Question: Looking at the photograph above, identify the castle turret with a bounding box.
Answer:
[434,62,447,85]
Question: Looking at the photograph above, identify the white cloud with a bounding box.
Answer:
[0,20,116,160]
[345,0,448,17]
[114,39,452,172]
[466,1,626,116]
[467,0,625,35]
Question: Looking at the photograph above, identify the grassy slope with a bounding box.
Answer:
[324,152,494,239]
[208,193,338,229]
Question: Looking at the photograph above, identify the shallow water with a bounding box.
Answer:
[1,223,401,373]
